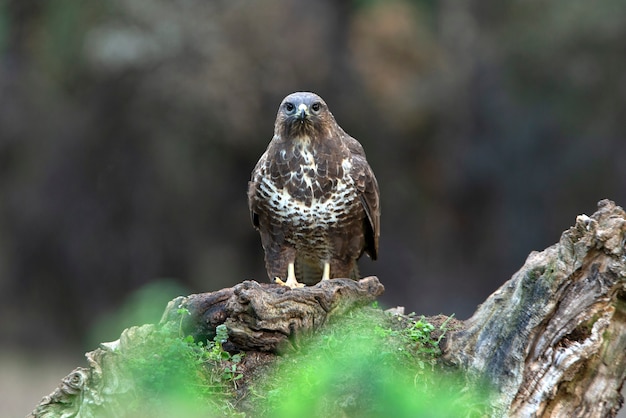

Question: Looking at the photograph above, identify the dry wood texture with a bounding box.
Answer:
[443,199,626,417]
[161,276,385,352]
[29,200,626,418]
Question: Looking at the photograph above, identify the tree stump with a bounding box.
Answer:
[443,199,626,417]
[29,200,626,418]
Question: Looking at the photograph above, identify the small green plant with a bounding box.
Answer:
[206,324,244,388]
[174,306,244,388]
[120,317,244,417]
[177,306,191,336]
[372,313,453,358]
[404,314,455,357]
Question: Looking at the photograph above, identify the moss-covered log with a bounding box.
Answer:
[28,277,385,418]
[29,200,626,418]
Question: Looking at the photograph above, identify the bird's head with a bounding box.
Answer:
[274,92,335,139]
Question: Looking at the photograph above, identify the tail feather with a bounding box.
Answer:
[295,256,360,285]
[295,258,323,286]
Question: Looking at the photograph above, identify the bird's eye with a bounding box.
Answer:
[284,102,295,112]
[311,102,321,112]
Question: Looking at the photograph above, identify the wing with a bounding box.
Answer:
[344,135,380,260]
[248,149,269,229]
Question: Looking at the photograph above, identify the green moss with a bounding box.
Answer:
[248,308,485,418]
[119,321,244,417]
[107,306,484,417]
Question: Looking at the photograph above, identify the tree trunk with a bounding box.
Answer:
[443,199,626,417]
[29,199,626,418]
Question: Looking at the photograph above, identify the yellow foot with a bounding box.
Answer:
[274,262,304,288]
[274,277,304,288]
[321,262,330,281]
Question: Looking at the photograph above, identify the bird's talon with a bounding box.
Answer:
[274,277,304,289]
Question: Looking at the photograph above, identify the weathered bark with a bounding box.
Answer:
[29,200,626,418]
[160,276,386,352]
[443,199,626,417]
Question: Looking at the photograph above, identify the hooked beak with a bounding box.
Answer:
[295,103,309,120]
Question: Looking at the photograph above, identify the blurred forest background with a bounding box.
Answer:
[2,0,626,414]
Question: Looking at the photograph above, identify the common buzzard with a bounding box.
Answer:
[248,92,380,288]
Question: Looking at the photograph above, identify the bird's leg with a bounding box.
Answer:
[275,262,304,288]
[321,262,331,281]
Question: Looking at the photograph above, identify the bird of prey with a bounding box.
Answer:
[248,92,380,288]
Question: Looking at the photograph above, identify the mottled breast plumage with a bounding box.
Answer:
[254,139,359,231]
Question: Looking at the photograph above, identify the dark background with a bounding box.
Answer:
[2,0,626,359]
